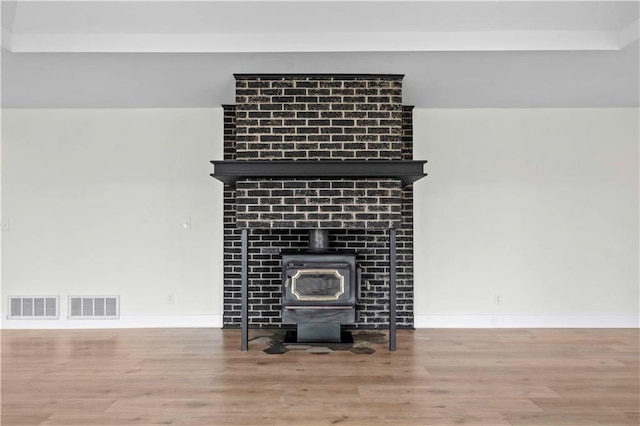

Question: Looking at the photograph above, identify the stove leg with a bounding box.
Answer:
[389,228,396,352]
[241,228,248,351]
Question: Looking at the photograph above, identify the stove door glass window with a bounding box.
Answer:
[291,269,345,301]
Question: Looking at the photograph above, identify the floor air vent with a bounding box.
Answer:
[8,296,59,319]
[69,296,119,319]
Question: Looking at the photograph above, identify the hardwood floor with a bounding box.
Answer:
[1,328,638,425]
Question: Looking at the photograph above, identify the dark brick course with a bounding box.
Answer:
[236,178,401,229]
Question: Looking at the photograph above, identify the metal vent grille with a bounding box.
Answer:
[68,296,119,319]
[8,296,59,319]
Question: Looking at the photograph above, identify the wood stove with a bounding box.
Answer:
[281,230,361,343]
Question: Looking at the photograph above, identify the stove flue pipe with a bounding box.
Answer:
[309,229,330,252]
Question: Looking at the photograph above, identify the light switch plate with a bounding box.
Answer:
[182,217,191,229]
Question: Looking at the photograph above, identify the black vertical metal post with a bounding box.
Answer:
[241,228,249,351]
[389,228,397,351]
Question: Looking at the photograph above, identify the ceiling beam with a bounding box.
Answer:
[7,30,624,53]
[2,1,636,53]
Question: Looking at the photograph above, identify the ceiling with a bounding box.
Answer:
[1,1,638,109]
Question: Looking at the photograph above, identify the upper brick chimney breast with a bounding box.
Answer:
[234,74,404,161]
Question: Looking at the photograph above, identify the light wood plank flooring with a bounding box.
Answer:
[2,328,638,425]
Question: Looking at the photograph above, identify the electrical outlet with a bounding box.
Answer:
[168,293,175,304]
[0,219,9,231]
[494,295,502,305]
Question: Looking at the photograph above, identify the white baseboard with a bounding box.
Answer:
[414,314,640,328]
[1,314,223,329]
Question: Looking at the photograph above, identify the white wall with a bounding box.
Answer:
[1,108,225,328]
[2,107,638,329]
[414,108,639,327]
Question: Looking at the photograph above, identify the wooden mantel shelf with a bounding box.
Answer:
[210,160,428,187]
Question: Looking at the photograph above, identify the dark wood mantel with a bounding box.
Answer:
[210,160,428,187]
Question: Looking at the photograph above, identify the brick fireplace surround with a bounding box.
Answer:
[215,74,422,349]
